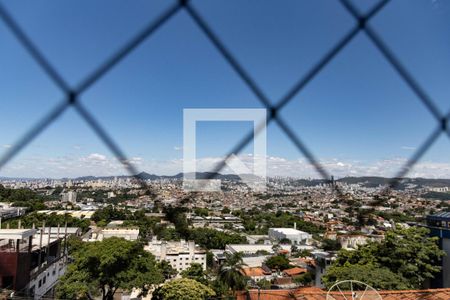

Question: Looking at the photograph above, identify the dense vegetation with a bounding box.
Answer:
[233,209,324,235]
[264,254,291,271]
[189,227,246,249]
[57,237,164,300]
[91,205,246,249]
[2,212,90,232]
[152,278,215,300]
[323,227,445,290]
[0,184,48,211]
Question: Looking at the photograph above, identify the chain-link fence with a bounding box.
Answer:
[0,0,447,194]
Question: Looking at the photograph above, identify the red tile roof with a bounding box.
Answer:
[236,287,450,300]
[241,267,270,277]
[282,267,308,277]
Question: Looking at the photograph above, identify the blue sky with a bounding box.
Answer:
[1,0,450,178]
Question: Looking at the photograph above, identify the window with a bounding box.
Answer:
[38,280,42,288]
[43,276,46,284]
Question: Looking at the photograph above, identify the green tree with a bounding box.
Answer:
[91,205,133,223]
[295,249,312,258]
[189,228,246,249]
[56,237,164,300]
[181,263,208,285]
[280,238,291,244]
[322,239,342,251]
[152,278,215,300]
[293,272,313,286]
[194,207,209,217]
[6,212,90,233]
[324,227,445,289]
[158,260,177,279]
[322,264,409,290]
[0,185,48,211]
[218,252,248,293]
[256,278,271,289]
[264,255,291,271]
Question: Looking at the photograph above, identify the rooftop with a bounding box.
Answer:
[241,267,270,277]
[0,229,37,240]
[282,267,307,277]
[236,287,450,300]
[269,228,310,235]
[146,240,205,256]
[226,244,274,253]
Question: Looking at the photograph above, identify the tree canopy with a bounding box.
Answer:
[0,185,47,211]
[152,278,215,300]
[218,252,248,292]
[323,263,409,290]
[189,227,246,249]
[322,238,342,252]
[181,263,208,285]
[323,227,445,289]
[237,210,324,235]
[56,237,164,300]
[264,254,291,271]
[3,212,90,232]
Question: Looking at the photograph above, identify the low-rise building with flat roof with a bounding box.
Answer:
[85,228,139,242]
[268,228,312,245]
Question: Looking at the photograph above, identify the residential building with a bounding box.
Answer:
[0,226,78,299]
[145,238,206,272]
[312,251,335,288]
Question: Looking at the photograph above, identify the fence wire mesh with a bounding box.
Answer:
[0,0,447,195]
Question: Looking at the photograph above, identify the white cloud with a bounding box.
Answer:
[86,153,107,161]
[2,144,11,149]
[401,146,416,150]
[173,146,183,151]
[2,153,450,179]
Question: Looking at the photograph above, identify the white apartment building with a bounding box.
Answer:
[268,228,312,245]
[145,238,206,272]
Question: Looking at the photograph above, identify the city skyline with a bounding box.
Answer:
[2,152,450,179]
